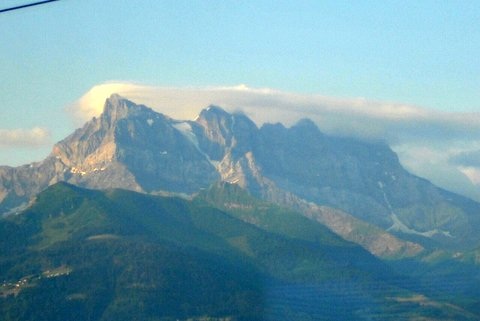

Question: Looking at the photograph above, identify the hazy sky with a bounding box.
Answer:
[1,1,480,199]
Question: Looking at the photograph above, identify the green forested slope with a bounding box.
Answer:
[1,182,477,321]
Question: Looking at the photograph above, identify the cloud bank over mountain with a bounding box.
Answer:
[71,82,480,201]
[0,127,50,148]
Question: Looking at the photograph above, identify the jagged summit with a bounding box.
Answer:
[202,104,230,116]
[103,94,135,121]
[104,93,125,107]
[292,118,322,133]
[1,96,480,253]
[197,105,256,128]
[102,94,157,124]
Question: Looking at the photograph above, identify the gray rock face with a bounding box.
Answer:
[0,95,219,214]
[1,94,479,252]
[192,105,480,248]
[192,103,480,249]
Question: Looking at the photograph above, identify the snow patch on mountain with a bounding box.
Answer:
[172,121,218,168]
[378,181,452,238]
[173,122,198,146]
[388,212,452,238]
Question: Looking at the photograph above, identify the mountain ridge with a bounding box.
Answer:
[1,94,479,254]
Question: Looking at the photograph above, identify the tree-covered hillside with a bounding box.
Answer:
[1,182,478,320]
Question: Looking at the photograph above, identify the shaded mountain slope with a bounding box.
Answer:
[2,183,477,320]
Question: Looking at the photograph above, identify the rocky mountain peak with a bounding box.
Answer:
[196,105,234,148]
[2,97,480,253]
[291,118,323,135]
[195,106,259,150]
[199,105,231,118]
[101,94,154,126]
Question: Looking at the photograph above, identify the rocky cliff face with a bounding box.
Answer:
[1,94,479,253]
[191,104,480,249]
[252,119,478,242]
[0,95,219,214]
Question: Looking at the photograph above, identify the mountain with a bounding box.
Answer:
[1,95,480,253]
[0,95,218,215]
[0,183,263,321]
[199,182,423,258]
[1,182,478,321]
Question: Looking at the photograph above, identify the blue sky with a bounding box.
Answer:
[2,1,479,120]
[1,1,480,198]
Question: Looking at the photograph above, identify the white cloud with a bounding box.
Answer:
[458,167,480,185]
[393,143,480,201]
[71,81,480,200]
[71,81,480,141]
[0,127,50,148]
[69,82,152,124]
